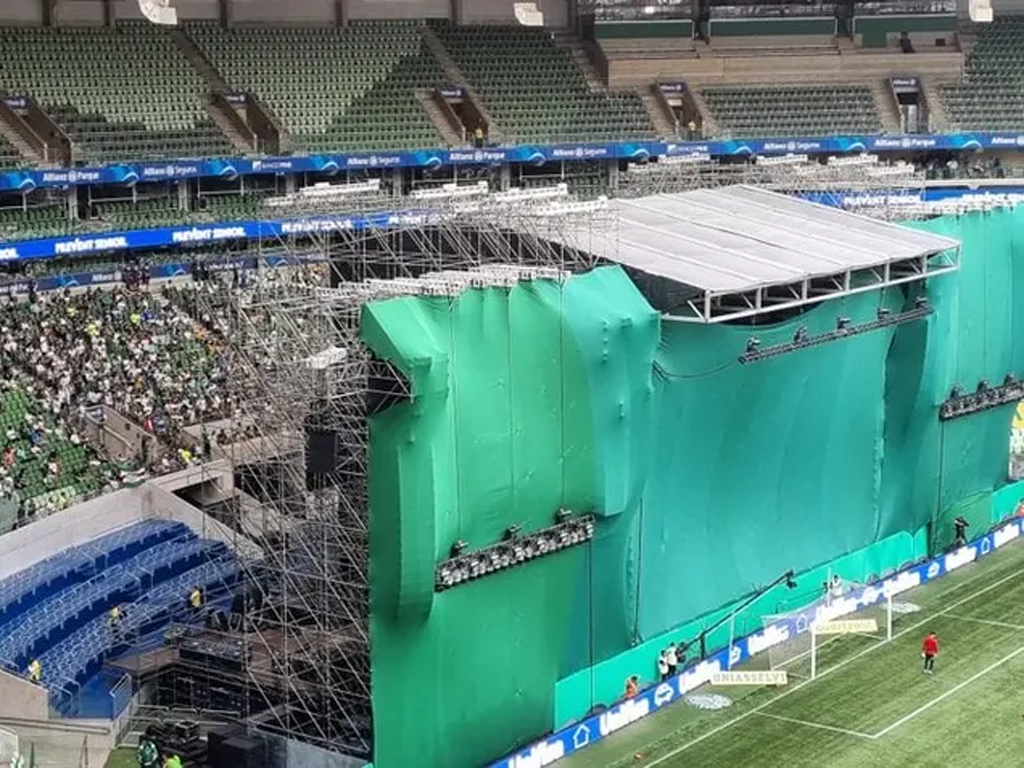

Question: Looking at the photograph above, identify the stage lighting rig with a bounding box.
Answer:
[739,299,934,364]
[435,513,596,592]
[939,373,1024,421]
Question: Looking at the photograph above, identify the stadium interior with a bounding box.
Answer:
[0,0,1023,767]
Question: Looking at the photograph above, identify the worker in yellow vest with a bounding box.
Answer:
[27,659,41,684]
[189,586,203,615]
[163,754,183,768]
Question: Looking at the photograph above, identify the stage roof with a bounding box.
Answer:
[550,185,960,322]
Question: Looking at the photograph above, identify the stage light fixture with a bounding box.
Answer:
[739,301,934,364]
[940,373,1024,421]
[435,513,597,592]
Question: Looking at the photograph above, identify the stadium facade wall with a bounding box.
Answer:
[360,208,1024,768]
[0,0,42,24]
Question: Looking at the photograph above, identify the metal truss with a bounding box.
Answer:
[180,190,609,760]
[615,154,930,223]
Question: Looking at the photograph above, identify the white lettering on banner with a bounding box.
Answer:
[987,136,1024,147]
[252,159,293,173]
[90,272,120,284]
[0,248,17,261]
[39,169,103,185]
[814,594,858,625]
[280,219,354,235]
[509,740,564,768]
[653,683,674,708]
[450,150,508,163]
[598,698,650,737]
[345,154,401,168]
[762,140,823,153]
[170,226,246,244]
[550,147,610,160]
[53,236,128,255]
[944,545,978,573]
[927,561,941,579]
[141,164,200,178]
[729,644,741,667]
[746,623,790,656]
[995,522,1020,549]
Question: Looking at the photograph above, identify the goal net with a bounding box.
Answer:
[759,582,893,680]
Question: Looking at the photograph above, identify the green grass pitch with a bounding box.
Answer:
[561,534,1024,768]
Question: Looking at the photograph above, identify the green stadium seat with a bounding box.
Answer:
[701,85,882,138]
[432,22,656,144]
[0,21,233,164]
[941,17,1024,132]
[185,20,446,152]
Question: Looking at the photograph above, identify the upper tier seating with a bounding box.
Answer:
[186,20,446,151]
[0,519,238,715]
[701,85,882,137]
[0,22,233,164]
[432,23,656,144]
[941,17,1024,132]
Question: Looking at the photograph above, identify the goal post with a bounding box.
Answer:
[760,582,894,680]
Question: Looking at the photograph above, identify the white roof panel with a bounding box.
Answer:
[551,185,960,293]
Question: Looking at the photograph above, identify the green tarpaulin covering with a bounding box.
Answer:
[360,208,1024,768]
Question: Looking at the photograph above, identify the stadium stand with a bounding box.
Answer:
[0,519,238,715]
[701,84,883,138]
[0,285,233,514]
[941,17,1024,131]
[0,134,22,169]
[0,201,70,240]
[186,20,447,151]
[431,23,656,143]
[0,383,116,520]
[0,22,233,164]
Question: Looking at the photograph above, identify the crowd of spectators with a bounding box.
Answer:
[0,262,330,520]
[0,282,232,514]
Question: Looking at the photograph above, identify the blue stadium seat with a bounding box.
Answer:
[0,520,186,631]
[41,557,240,714]
[0,533,223,672]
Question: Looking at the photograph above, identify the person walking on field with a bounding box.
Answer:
[922,631,939,674]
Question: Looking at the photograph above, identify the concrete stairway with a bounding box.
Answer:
[421,26,504,144]
[414,88,464,147]
[639,86,678,139]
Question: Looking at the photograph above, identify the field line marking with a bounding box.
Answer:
[646,564,1024,767]
[870,643,1024,740]
[755,712,873,739]
[943,614,1024,631]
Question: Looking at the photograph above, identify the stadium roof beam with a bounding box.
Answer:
[541,185,960,323]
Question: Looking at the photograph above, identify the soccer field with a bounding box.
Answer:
[561,535,1024,768]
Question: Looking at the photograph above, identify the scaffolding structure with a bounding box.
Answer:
[616,154,930,221]
[185,190,612,759]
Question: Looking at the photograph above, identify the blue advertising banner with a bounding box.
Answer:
[0,210,437,262]
[3,132,1024,194]
[489,517,1024,768]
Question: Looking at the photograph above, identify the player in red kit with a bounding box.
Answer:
[922,631,939,674]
